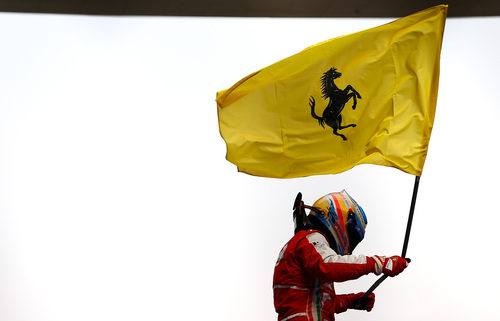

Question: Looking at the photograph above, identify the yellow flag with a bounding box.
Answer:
[217,5,447,178]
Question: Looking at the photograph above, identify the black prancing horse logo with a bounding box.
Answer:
[309,68,361,141]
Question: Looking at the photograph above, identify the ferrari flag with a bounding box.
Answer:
[216,5,447,178]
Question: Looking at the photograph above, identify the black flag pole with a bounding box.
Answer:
[401,175,420,258]
[356,175,421,305]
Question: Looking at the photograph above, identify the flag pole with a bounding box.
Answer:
[356,175,421,305]
[401,175,420,258]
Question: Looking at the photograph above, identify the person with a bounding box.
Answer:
[273,191,408,321]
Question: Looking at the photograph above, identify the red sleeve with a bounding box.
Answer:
[295,232,375,282]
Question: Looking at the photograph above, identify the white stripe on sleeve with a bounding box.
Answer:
[306,232,367,264]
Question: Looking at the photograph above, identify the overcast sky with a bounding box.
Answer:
[0,12,499,321]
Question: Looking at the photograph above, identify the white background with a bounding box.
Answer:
[0,12,499,321]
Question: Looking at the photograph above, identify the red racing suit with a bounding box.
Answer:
[273,229,378,321]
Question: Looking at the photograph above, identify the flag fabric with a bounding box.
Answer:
[216,5,447,178]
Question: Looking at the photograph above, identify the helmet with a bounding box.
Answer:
[304,190,367,255]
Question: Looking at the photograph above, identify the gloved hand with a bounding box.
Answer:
[351,292,375,312]
[371,255,408,277]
